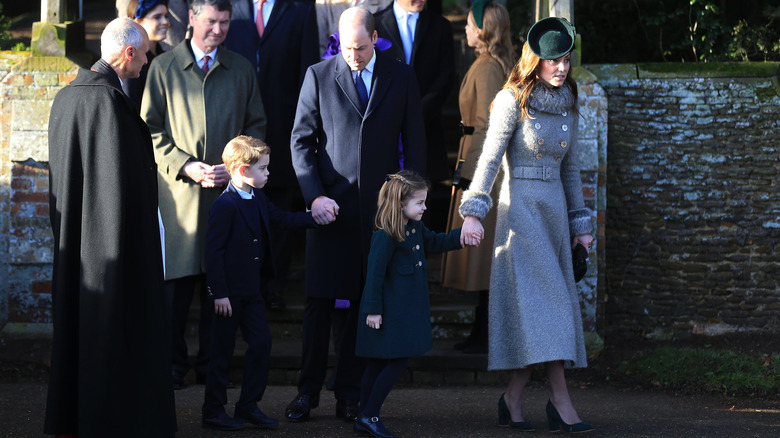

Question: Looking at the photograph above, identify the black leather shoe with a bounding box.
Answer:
[202,412,244,431]
[498,393,535,431]
[354,414,393,438]
[546,399,594,433]
[336,399,360,422]
[234,405,278,429]
[285,393,319,422]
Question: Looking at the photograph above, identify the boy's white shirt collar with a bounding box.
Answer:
[230,181,254,199]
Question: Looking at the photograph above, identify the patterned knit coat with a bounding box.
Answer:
[459,83,593,370]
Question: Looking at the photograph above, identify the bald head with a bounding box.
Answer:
[101,18,147,62]
[338,7,378,71]
[100,18,150,81]
[338,6,375,37]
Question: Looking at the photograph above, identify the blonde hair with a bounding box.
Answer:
[374,171,429,242]
[221,135,270,176]
[501,42,578,121]
[473,3,516,77]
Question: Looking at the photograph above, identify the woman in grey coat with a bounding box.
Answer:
[460,17,595,433]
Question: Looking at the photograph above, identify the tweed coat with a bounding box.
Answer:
[45,60,176,436]
[374,4,455,181]
[142,41,267,280]
[291,51,426,300]
[441,55,505,291]
[356,222,462,359]
[460,84,593,371]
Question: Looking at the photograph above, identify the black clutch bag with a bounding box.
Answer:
[572,244,589,283]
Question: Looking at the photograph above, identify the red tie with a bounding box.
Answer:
[201,55,211,75]
[256,0,266,38]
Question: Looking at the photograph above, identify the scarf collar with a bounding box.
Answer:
[528,82,575,114]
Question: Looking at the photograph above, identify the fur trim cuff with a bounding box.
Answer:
[459,191,493,220]
[568,208,593,236]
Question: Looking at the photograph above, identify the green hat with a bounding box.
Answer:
[471,0,492,29]
[527,17,576,60]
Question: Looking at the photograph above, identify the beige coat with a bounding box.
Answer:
[142,42,267,280]
[441,55,506,291]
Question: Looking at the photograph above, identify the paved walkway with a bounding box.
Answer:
[2,380,778,437]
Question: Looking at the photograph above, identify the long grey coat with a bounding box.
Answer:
[142,42,267,280]
[460,84,593,371]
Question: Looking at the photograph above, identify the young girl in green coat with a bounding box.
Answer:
[354,171,474,438]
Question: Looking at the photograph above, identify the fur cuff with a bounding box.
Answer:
[459,191,493,220]
[568,208,593,237]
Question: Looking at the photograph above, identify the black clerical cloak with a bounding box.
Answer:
[45,59,177,437]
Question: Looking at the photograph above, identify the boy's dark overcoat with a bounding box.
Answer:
[45,60,176,437]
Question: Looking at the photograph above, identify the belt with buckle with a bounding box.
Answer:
[511,166,560,181]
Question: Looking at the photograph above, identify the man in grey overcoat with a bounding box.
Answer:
[142,0,267,389]
[286,6,426,423]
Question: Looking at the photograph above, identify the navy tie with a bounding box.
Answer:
[354,70,369,109]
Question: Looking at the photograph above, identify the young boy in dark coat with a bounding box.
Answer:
[201,136,324,431]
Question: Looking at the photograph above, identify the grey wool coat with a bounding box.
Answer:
[142,41,267,280]
[460,83,593,371]
[356,222,462,359]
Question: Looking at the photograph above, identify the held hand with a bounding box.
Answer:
[366,314,382,330]
[312,196,339,225]
[461,216,484,247]
[572,234,594,255]
[181,161,212,185]
[214,297,233,317]
[200,164,230,188]
[210,164,230,187]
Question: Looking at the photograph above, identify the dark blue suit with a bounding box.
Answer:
[224,0,320,187]
[203,182,316,416]
[291,50,426,402]
[223,0,320,307]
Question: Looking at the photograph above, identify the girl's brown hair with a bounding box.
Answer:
[502,42,578,121]
[374,170,429,242]
[473,2,516,77]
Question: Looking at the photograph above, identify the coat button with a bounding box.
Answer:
[406,231,410,236]
[411,228,416,233]
[537,138,544,145]
[529,109,535,115]
[536,153,542,160]
[416,244,420,250]
[417,261,423,267]
[555,156,562,162]
[254,257,260,261]
[534,123,541,130]
[561,141,568,148]
[253,238,258,243]
[562,111,567,116]
[562,124,568,131]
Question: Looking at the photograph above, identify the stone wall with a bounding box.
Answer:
[0,54,79,332]
[587,63,780,339]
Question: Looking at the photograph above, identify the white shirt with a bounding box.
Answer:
[254,0,276,27]
[392,0,418,63]
[190,40,218,71]
[357,50,377,95]
[232,181,255,199]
